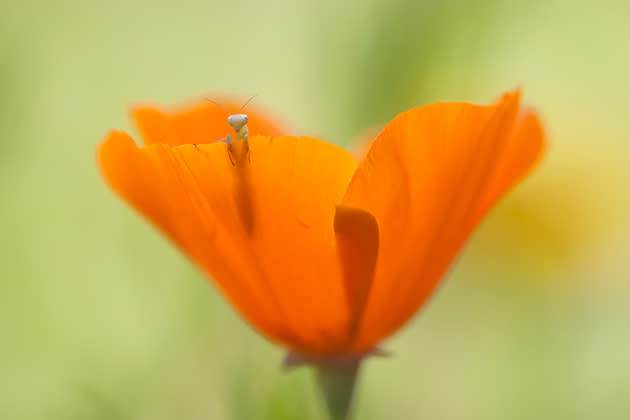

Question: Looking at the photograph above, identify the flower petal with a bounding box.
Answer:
[342,92,543,350]
[334,205,379,340]
[98,132,377,353]
[473,108,545,222]
[132,98,287,146]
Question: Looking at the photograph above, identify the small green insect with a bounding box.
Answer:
[207,95,257,165]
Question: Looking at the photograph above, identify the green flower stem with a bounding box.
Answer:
[314,359,361,420]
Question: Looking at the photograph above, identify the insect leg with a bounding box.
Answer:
[243,131,252,163]
[226,133,236,166]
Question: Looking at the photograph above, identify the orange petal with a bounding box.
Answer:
[473,108,545,222]
[131,107,179,146]
[334,205,379,340]
[342,91,543,351]
[98,132,379,354]
[132,98,288,146]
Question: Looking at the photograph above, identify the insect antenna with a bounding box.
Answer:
[239,94,258,113]
[205,98,231,116]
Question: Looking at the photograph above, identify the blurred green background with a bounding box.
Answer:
[1,0,629,419]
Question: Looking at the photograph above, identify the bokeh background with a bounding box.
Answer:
[2,0,629,419]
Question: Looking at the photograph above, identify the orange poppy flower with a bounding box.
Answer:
[98,91,544,358]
